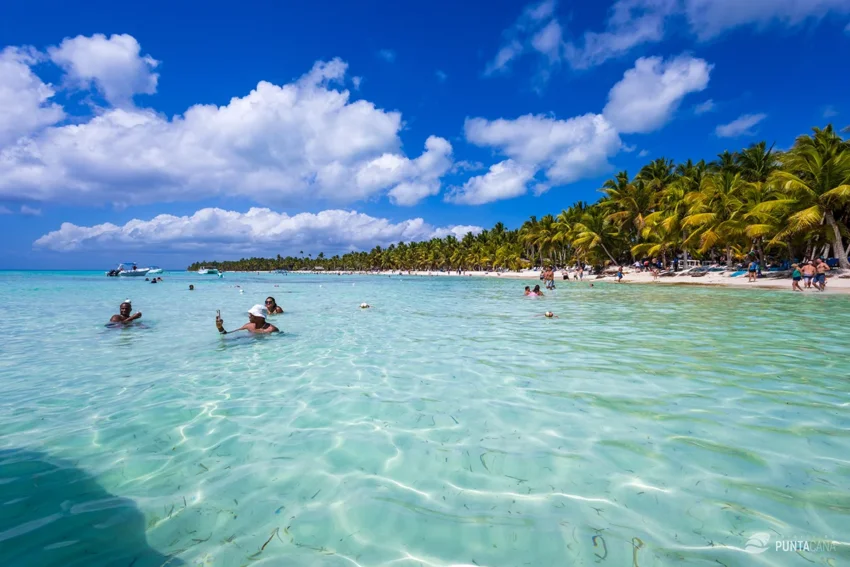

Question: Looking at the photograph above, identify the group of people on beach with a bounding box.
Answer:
[791,259,830,292]
[109,296,285,334]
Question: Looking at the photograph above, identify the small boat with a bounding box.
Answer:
[107,263,150,277]
[147,266,163,275]
[197,267,222,277]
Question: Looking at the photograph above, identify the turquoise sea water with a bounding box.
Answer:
[0,270,848,566]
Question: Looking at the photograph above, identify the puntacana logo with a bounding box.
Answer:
[745,532,771,554]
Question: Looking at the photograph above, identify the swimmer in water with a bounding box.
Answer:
[110,300,142,324]
[216,305,279,334]
[532,284,544,296]
[264,296,284,314]
[524,286,531,296]
[360,303,371,309]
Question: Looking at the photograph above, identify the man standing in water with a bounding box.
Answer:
[216,305,279,334]
[110,300,141,324]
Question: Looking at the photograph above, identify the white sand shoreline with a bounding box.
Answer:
[230,268,850,295]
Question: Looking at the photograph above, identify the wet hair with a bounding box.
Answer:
[265,296,276,305]
[532,285,541,292]
[524,286,530,291]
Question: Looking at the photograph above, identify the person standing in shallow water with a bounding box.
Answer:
[216,305,279,334]
[110,300,141,324]
[265,297,284,314]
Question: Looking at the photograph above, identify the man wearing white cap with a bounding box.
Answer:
[110,299,142,324]
[216,305,279,334]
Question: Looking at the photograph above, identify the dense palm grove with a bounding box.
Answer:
[188,125,850,273]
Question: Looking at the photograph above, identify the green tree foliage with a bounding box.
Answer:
[189,125,850,271]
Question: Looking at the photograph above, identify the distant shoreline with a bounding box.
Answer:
[206,268,850,294]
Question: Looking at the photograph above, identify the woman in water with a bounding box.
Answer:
[532,284,544,296]
[265,297,284,314]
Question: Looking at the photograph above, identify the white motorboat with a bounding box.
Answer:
[197,267,222,276]
[107,263,150,277]
[147,266,163,275]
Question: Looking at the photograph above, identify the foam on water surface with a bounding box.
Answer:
[0,271,848,566]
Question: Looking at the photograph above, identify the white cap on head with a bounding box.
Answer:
[248,305,268,319]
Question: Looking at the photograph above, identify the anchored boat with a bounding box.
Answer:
[197,267,223,277]
[106,263,150,277]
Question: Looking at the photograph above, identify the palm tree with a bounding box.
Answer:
[737,141,779,183]
[683,171,749,266]
[769,125,850,268]
[572,208,620,266]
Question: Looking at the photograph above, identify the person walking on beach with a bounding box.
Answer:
[216,305,279,334]
[110,300,141,324]
[747,257,759,282]
[801,261,816,289]
[814,258,830,291]
[791,264,804,292]
[616,266,623,283]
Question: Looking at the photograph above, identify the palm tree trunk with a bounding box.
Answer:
[825,210,850,269]
[598,242,619,266]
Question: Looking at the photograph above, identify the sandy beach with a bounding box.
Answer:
[276,267,850,294]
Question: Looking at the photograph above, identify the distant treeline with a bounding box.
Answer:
[189,125,850,272]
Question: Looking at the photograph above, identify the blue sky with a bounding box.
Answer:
[1,0,849,269]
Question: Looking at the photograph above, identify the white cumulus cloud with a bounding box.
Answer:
[603,55,712,134]
[33,208,483,253]
[465,112,621,188]
[715,113,767,137]
[0,44,454,208]
[48,33,159,107]
[446,160,536,205]
[0,47,65,147]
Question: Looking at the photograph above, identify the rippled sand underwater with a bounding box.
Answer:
[0,271,848,566]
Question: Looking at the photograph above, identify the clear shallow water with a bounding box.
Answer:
[1,270,848,567]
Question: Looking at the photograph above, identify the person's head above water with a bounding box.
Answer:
[532,285,541,292]
[110,299,141,324]
[524,286,530,291]
[248,305,268,323]
[264,296,283,313]
[545,311,554,318]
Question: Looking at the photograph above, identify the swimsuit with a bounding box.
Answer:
[792,269,801,281]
